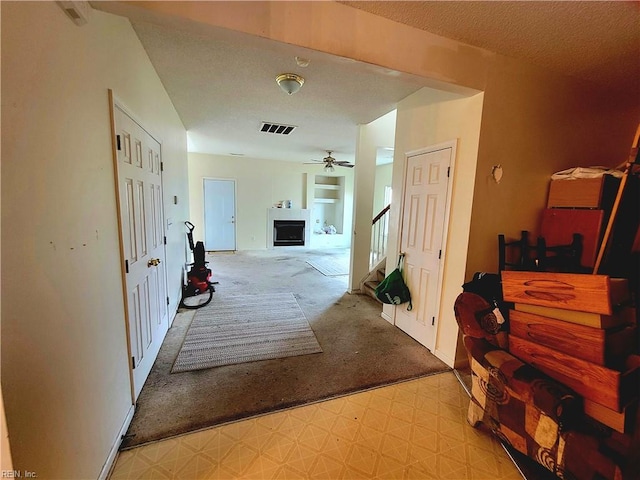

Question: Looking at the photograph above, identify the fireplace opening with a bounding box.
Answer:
[274,220,305,246]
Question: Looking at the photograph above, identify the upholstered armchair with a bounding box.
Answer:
[454,292,633,480]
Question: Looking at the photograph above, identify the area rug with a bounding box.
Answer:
[306,255,349,276]
[172,293,322,373]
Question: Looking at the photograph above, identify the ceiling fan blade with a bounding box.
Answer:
[337,163,355,168]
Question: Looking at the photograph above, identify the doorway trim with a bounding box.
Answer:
[392,139,457,352]
[108,89,170,403]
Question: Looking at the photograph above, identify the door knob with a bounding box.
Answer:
[147,258,161,267]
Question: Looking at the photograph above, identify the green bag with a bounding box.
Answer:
[375,254,412,310]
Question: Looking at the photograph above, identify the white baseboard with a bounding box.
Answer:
[381,311,393,324]
[99,404,135,480]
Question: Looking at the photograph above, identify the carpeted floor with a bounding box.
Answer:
[120,248,450,449]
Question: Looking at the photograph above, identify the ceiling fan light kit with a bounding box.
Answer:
[275,73,304,95]
[305,151,355,170]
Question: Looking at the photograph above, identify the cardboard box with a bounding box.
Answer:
[547,175,619,209]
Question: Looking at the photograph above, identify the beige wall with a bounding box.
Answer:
[1,388,11,470]
[0,31,7,467]
[385,89,484,366]
[1,3,188,478]
[373,164,393,215]
[350,111,397,290]
[188,153,354,250]
[466,57,640,274]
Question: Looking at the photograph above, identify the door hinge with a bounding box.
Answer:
[166,296,170,306]
[160,162,164,172]
[131,356,136,369]
[438,250,442,259]
[125,259,129,273]
[447,166,450,177]
[432,317,435,326]
[116,135,122,151]
[164,236,167,245]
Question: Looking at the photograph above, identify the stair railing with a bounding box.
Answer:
[370,204,391,270]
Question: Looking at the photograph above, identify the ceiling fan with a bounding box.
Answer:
[305,151,355,172]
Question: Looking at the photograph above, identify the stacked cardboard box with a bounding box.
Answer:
[502,271,638,433]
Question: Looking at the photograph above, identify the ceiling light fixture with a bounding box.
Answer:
[324,164,335,173]
[276,73,304,95]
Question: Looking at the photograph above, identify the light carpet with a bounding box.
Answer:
[306,254,349,276]
[172,292,322,373]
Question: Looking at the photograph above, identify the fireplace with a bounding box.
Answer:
[273,220,305,246]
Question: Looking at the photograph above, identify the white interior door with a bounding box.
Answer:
[395,146,453,350]
[204,179,236,251]
[113,104,169,400]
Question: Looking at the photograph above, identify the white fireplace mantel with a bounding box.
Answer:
[267,208,311,248]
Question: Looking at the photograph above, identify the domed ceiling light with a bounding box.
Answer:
[276,73,305,95]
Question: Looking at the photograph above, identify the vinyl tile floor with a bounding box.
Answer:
[109,371,523,479]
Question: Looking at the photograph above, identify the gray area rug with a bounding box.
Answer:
[172,293,322,373]
[306,254,349,276]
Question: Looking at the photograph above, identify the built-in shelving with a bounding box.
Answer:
[308,174,345,236]
[303,172,353,248]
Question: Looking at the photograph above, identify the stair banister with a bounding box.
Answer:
[370,204,391,270]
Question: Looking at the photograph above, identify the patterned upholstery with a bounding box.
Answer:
[455,292,631,480]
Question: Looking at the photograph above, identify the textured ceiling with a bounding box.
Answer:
[93,1,639,164]
[128,20,427,163]
[340,1,640,92]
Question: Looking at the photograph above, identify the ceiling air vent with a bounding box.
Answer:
[259,122,297,135]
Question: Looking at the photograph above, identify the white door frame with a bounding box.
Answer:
[108,90,170,403]
[203,177,237,251]
[393,140,457,352]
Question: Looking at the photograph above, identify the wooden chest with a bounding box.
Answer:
[501,271,629,315]
[513,303,636,329]
[547,175,619,209]
[509,336,639,411]
[509,309,635,367]
[584,398,637,434]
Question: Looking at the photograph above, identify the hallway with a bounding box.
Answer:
[121,248,449,449]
